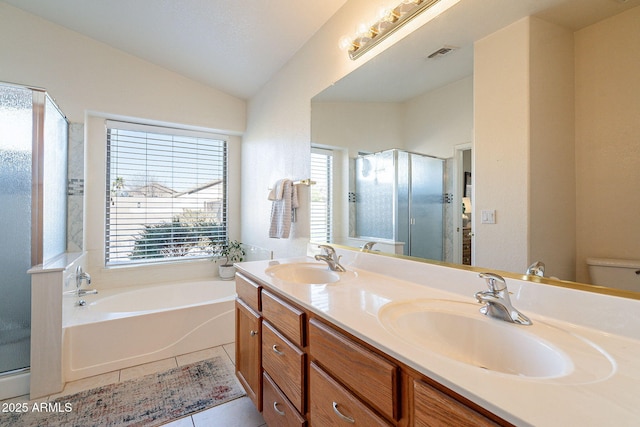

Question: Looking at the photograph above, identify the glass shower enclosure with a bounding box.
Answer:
[355,149,444,260]
[0,83,68,380]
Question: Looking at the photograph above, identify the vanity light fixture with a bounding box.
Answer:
[339,0,459,60]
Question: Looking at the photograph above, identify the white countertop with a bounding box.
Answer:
[236,249,640,427]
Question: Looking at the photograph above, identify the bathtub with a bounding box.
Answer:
[62,280,236,382]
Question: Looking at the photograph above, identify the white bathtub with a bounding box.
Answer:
[62,280,236,382]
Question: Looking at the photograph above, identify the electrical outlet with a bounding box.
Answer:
[481,210,496,224]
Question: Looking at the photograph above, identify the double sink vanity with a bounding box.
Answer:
[234,245,640,426]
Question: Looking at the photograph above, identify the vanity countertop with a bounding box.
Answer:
[236,249,640,426]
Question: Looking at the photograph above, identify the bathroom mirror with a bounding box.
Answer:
[310,0,640,295]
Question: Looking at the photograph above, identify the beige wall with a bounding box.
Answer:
[528,18,575,281]
[403,76,473,159]
[575,7,640,282]
[474,18,532,274]
[473,17,576,280]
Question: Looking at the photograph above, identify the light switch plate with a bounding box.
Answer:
[481,210,496,224]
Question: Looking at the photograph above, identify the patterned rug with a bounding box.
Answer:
[2,354,245,427]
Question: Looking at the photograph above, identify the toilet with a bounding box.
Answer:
[586,258,640,292]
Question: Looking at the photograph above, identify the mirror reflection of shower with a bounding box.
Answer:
[353,149,445,260]
[0,82,68,384]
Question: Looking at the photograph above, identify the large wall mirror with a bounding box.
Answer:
[310,0,640,297]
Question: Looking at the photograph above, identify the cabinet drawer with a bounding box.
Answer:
[236,273,261,312]
[309,318,398,421]
[414,380,500,427]
[310,363,391,427]
[262,290,305,346]
[262,321,306,413]
[262,372,306,427]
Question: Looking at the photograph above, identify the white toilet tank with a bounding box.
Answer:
[586,258,640,292]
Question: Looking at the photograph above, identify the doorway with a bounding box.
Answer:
[453,143,473,265]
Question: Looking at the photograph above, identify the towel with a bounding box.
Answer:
[268,179,286,201]
[269,179,298,239]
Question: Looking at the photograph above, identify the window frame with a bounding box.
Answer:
[104,120,229,267]
[310,146,334,243]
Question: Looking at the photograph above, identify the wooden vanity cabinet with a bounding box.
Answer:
[235,274,262,411]
[234,270,510,427]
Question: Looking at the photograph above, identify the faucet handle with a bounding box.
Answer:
[478,272,506,292]
[318,245,335,256]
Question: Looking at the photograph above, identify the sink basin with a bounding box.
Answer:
[265,262,356,284]
[378,299,614,381]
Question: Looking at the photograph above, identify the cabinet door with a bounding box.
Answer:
[413,380,499,427]
[236,299,262,411]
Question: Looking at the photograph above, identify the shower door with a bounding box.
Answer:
[355,149,444,259]
[407,153,444,260]
[0,83,68,377]
[0,85,33,375]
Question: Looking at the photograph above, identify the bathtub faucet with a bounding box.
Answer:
[75,266,97,300]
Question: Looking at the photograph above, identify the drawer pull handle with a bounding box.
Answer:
[332,402,355,424]
[249,330,258,337]
[272,344,284,356]
[273,401,285,416]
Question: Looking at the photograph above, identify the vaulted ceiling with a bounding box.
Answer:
[2,0,348,99]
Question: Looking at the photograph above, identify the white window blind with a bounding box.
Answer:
[105,120,228,266]
[310,148,333,243]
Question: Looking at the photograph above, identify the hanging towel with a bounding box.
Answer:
[268,179,286,201]
[269,179,298,239]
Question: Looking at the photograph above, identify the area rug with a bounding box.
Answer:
[2,354,246,427]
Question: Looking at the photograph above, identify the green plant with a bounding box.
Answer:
[130,217,221,260]
[210,239,245,266]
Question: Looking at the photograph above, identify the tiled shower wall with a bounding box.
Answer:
[67,123,83,252]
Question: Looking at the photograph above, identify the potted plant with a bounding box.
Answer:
[211,239,245,280]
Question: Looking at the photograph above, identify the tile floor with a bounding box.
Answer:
[1,343,266,427]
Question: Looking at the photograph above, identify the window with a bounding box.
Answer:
[310,147,333,243]
[105,120,227,266]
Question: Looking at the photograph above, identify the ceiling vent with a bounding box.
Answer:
[427,45,457,59]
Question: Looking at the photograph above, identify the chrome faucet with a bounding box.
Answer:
[361,241,376,251]
[314,245,346,272]
[525,261,545,277]
[75,266,97,300]
[474,272,532,325]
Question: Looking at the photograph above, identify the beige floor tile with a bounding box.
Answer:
[192,396,265,427]
[119,357,178,382]
[48,370,120,399]
[176,346,227,366]
[222,342,235,364]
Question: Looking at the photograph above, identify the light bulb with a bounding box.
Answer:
[339,35,353,51]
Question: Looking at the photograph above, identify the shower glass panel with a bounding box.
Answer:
[43,96,68,261]
[355,150,395,239]
[409,153,444,260]
[355,149,444,259]
[0,83,68,377]
[0,85,33,374]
